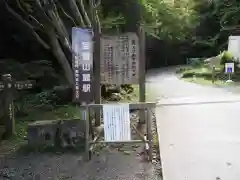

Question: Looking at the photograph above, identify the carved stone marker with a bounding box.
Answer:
[27,119,86,148]
[27,120,58,147]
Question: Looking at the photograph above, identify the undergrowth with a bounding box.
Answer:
[7,85,139,148]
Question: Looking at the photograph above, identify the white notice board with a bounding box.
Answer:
[103,104,131,141]
[228,36,240,61]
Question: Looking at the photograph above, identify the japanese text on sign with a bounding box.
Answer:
[100,33,139,85]
[72,27,93,103]
[103,104,131,141]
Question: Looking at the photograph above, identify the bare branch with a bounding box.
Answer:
[76,0,92,27]
[90,0,101,32]
[29,15,44,28]
[95,10,101,32]
[35,0,53,25]
[16,0,44,29]
[50,0,70,40]
[16,0,26,14]
[46,28,74,85]
[68,0,85,26]
[5,1,50,49]
[56,1,77,27]
[41,1,79,59]
[92,0,101,8]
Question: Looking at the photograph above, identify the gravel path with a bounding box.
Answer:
[0,150,154,180]
[0,114,161,180]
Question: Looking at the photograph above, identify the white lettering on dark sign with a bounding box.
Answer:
[72,28,93,103]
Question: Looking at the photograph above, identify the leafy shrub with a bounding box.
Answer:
[181,67,215,79]
[220,51,234,64]
[176,67,191,73]
[187,58,202,67]
[191,59,203,67]
[0,59,62,90]
[182,71,213,79]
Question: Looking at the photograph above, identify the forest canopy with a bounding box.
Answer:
[0,0,239,74]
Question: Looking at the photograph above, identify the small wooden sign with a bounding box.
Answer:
[0,80,34,90]
[225,62,234,73]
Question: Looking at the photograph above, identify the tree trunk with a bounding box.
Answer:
[47,28,74,85]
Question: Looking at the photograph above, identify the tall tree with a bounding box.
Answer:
[140,0,200,41]
[190,0,240,56]
[3,0,101,85]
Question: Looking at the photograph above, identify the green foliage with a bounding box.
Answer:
[0,59,61,89]
[187,58,206,67]
[191,60,203,68]
[29,91,59,108]
[220,51,234,64]
[103,0,202,41]
[181,62,240,85]
[193,0,240,54]
[140,0,201,41]
[181,67,212,78]
[101,15,125,33]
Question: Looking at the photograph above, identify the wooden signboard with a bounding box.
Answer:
[72,27,93,103]
[100,33,139,85]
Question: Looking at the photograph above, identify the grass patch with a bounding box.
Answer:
[21,105,82,122]
[11,104,83,142]
[179,64,240,86]
[181,66,220,78]
[0,121,29,154]
[118,84,157,102]
[153,132,159,149]
[118,85,139,103]
[0,104,84,154]
[183,77,227,86]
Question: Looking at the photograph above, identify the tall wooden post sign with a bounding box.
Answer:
[100,30,145,123]
[100,33,140,84]
[72,28,93,115]
[72,27,93,103]
[0,74,34,137]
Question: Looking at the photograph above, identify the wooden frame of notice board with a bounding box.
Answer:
[83,102,156,161]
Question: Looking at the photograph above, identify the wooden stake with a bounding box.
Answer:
[84,106,90,161]
[90,0,101,127]
[212,65,216,83]
[2,74,15,137]
[146,108,153,161]
[138,25,146,124]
